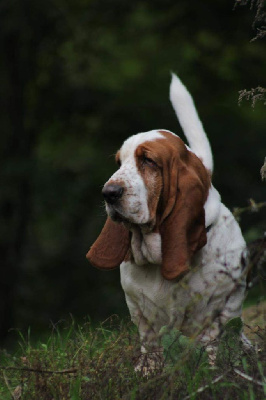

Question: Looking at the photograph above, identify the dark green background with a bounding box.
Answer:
[1,0,265,344]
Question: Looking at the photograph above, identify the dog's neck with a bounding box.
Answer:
[129,225,162,266]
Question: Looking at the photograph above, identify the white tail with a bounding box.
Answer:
[169,73,213,173]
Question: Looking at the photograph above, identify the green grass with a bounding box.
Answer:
[0,315,265,400]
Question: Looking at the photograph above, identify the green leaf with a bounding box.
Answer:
[223,317,243,335]
[159,326,206,365]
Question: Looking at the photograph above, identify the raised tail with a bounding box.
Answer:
[169,73,213,173]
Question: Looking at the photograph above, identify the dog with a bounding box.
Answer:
[87,74,249,371]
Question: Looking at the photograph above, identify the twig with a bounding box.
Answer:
[233,200,266,219]
[234,368,266,386]
[0,366,77,375]
[97,330,125,366]
[182,373,226,400]
[2,371,15,399]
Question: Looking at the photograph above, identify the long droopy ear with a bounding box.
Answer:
[86,217,130,270]
[158,132,210,280]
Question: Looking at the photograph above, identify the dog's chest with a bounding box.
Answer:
[130,228,162,265]
[120,259,174,326]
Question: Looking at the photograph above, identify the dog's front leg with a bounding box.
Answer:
[124,293,165,375]
[135,312,164,375]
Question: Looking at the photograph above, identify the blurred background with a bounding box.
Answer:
[1,0,265,346]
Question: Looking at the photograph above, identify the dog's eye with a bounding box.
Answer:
[143,156,157,168]
[116,159,121,168]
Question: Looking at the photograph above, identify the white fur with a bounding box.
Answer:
[131,229,162,266]
[170,73,213,173]
[204,185,221,228]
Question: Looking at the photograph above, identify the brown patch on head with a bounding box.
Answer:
[134,144,163,227]
[135,130,211,280]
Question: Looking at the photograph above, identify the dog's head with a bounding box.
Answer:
[87,130,210,279]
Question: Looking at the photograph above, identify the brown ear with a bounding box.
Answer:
[86,217,130,270]
[158,136,210,280]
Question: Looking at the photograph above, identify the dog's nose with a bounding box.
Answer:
[102,184,124,204]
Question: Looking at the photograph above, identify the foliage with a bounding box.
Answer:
[234,0,266,41]
[238,87,266,107]
[0,316,266,399]
[160,326,207,367]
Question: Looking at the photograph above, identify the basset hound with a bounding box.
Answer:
[87,74,249,370]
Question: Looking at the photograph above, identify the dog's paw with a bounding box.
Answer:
[134,351,164,376]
